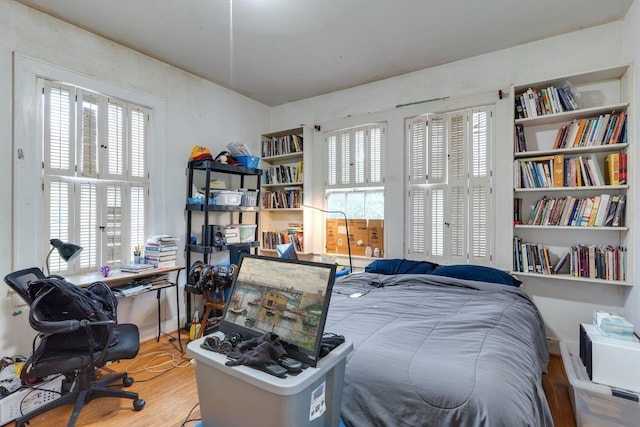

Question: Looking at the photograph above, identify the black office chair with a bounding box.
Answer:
[4,267,145,427]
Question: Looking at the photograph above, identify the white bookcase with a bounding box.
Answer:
[511,65,633,286]
[259,126,314,256]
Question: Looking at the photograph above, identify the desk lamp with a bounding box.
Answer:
[46,238,83,276]
[303,205,352,274]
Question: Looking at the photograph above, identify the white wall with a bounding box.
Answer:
[271,21,636,347]
[0,0,270,355]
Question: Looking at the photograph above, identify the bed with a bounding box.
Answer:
[324,261,553,427]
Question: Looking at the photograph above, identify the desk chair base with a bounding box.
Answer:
[14,370,145,427]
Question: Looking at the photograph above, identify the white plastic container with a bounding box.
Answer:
[560,341,640,427]
[0,376,63,425]
[187,337,353,427]
[230,224,257,242]
[213,191,242,206]
[237,188,259,207]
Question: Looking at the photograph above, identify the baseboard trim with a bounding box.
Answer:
[547,337,561,356]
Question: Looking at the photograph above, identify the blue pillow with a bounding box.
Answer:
[365,259,439,275]
[428,264,522,287]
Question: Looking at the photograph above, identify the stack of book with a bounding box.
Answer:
[144,235,179,268]
[120,263,156,273]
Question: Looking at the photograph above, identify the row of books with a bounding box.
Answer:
[514,83,578,119]
[261,134,303,157]
[261,230,304,252]
[604,153,628,185]
[262,187,303,209]
[515,154,612,189]
[513,238,626,281]
[553,111,627,148]
[522,194,626,227]
[262,162,303,185]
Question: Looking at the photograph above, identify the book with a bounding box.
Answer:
[120,263,156,273]
[619,152,627,184]
[552,154,564,187]
[593,194,611,227]
[144,254,177,262]
[552,250,571,274]
[587,154,605,186]
[604,153,620,185]
[604,195,620,226]
[114,282,152,296]
[612,194,626,227]
[587,196,601,227]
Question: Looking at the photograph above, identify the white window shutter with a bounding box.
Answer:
[129,106,148,180]
[43,81,75,177]
[77,181,98,270]
[407,187,426,259]
[103,183,124,266]
[469,108,493,265]
[77,90,100,178]
[408,118,427,185]
[44,177,73,273]
[428,115,446,184]
[339,131,351,185]
[326,134,337,186]
[449,113,468,263]
[130,184,147,255]
[368,125,383,184]
[428,186,448,264]
[105,99,126,179]
[354,128,365,184]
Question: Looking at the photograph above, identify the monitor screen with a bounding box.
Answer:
[219,254,336,367]
[276,243,298,260]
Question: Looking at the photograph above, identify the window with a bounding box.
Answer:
[42,80,149,274]
[325,124,385,255]
[406,107,493,265]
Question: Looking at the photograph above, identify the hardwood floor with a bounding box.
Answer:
[10,335,576,427]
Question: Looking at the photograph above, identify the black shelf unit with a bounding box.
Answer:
[184,159,262,326]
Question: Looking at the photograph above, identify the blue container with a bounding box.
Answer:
[236,155,260,168]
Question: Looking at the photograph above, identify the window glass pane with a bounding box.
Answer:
[345,192,365,218]
[326,192,346,218]
[365,191,384,219]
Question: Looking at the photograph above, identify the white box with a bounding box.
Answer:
[213,191,242,206]
[561,341,640,427]
[581,323,640,393]
[0,376,63,425]
[187,337,353,427]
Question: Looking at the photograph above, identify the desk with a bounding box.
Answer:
[65,266,184,351]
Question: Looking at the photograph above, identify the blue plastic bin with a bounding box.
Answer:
[236,155,260,168]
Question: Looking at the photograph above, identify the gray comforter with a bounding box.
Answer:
[324,272,553,427]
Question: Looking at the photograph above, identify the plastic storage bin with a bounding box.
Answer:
[229,224,257,242]
[187,337,353,427]
[560,341,640,427]
[213,191,242,206]
[236,155,260,168]
[238,188,259,207]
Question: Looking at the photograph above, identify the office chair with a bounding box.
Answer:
[4,267,145,427]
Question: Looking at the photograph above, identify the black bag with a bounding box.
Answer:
[28,278,119,351]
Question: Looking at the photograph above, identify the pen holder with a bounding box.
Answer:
[134,255,141,264]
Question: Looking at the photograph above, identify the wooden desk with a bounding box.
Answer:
[65,266,184,351]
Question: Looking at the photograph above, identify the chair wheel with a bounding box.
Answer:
[133,399,146,411]
[123,377,134,387]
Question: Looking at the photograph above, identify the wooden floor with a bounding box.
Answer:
[11,335,576,427]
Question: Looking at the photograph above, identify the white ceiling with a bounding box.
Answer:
[15,0,634,106]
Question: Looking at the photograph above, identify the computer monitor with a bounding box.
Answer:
[276,243,298,260]
[219,254,336,367]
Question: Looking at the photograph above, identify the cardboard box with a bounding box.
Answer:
[325,219,384,257]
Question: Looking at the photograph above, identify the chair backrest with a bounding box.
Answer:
[4,267,47,304]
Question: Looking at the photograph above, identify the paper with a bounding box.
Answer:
[309,381,326,421]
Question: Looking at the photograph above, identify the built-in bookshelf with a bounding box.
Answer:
[259,127,313,256]
[511,65,633,286]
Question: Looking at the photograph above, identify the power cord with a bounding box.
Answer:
[180,402,201,427]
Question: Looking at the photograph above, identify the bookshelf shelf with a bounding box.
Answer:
[511,271,632,287]
[259,126,313,255]
[511,65,632,284]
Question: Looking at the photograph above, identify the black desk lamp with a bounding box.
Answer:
[46,238,83,276]
[303,205,353,274]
